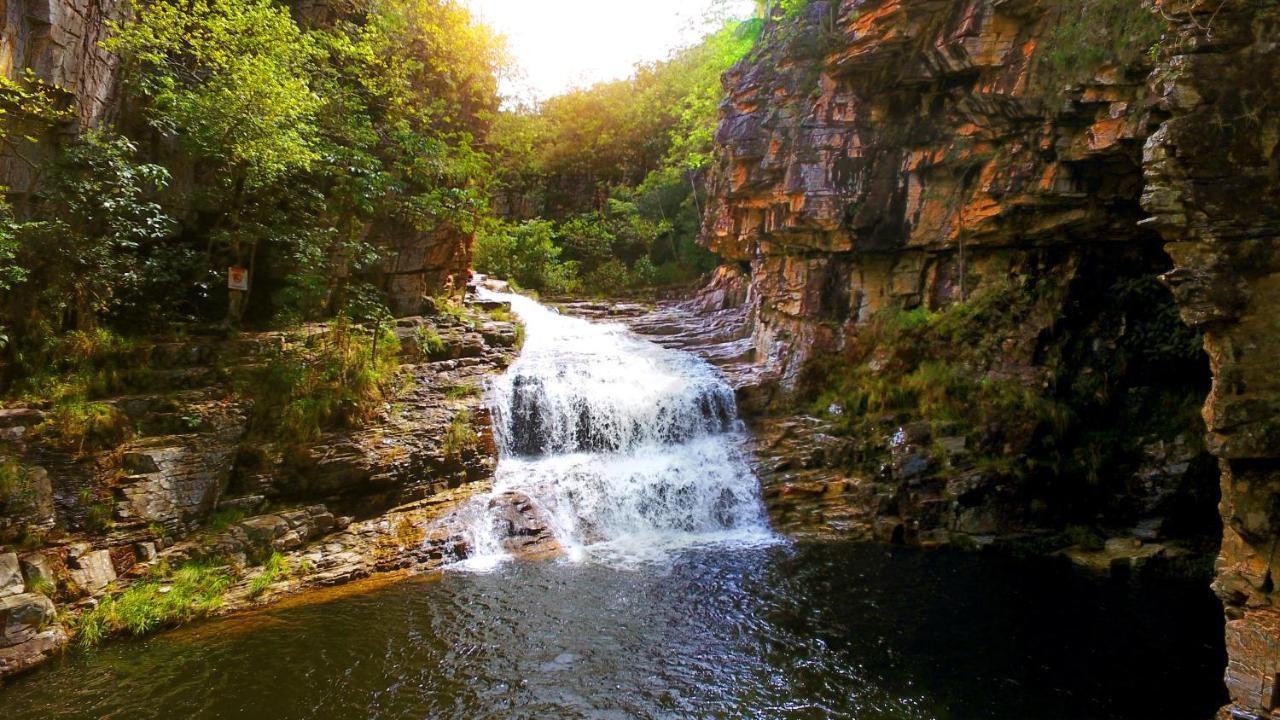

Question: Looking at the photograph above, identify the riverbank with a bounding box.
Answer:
[0,292,537,678]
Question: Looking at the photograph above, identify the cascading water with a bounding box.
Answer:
[452,291,773,569]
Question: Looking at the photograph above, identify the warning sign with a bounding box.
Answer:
[228,266,250,291]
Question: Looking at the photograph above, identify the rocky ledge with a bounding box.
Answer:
[0,292,546,680]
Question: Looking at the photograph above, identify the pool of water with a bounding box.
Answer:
[0,541,1226,720]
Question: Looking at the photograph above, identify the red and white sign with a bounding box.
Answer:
[228,266,250,291]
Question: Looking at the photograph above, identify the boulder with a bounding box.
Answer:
[67,549,116,594]
[18,553,54,590]
[0,626,66,678]
[0,553,23,597]
[0,593,56,647]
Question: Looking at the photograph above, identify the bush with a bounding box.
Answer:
[474,219,579,294]
[247,320,401,445]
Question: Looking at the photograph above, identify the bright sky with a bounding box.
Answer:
[466,0,755,104]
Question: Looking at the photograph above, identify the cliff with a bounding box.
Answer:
[1144,0,1280,713]
[703,0,1279,715]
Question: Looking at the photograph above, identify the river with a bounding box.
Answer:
[0,293,1227,719]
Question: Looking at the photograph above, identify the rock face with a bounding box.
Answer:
[704,0,1219,543]
[1141,1,1280,715]
[0,0,125,193]
[707,0,1164,386]
[703,0,1280,716]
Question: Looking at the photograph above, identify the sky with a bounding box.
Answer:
[465,0,755,104]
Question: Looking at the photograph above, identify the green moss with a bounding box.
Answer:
[74,560,232,648]
[1036,0,1165,90]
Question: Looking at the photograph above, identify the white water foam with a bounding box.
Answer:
[449,291,774,570]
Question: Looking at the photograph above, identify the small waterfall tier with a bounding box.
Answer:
[452,291,772,568]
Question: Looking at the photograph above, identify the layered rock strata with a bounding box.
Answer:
[701,0,1279,716]
[1143,1,1280,715]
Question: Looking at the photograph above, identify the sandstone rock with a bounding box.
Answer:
[1140,2,1280,715]
[0,554,24,598]
[0,466,56,531]
[133,542,157,563]
[0,593,56,647]
[67,549,116,594]
[0,626,67,678]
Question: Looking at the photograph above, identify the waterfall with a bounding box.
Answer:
[450,291,772,569]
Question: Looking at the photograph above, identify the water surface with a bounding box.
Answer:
[0,542,1225,720]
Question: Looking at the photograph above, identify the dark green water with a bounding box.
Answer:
[0,542,1226,719]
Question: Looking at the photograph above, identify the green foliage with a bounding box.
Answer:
[6,132,173,334]
[474,219,579,294]
[442,409,479,458]
[107,0,321,188]
[247,551,292,598]
[0,69,75,146]
[1038,0,1164,90]
[74,560,232,647]
[487,17,758,291]
[247,321,402,445]
[810,279,1070,452]
[415,326,447,357]
[40,401,132,454]
[27,576,56,597]
[0,459,32,507]
[444,384,481,400]
[83,499,116,534]
[9,328,147,404]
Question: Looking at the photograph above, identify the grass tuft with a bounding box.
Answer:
[74,560,232,648]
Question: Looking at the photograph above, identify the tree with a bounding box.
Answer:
[108,0,322,320]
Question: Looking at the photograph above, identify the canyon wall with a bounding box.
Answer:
[1144,1,1280,714]
[704,0,1277,715]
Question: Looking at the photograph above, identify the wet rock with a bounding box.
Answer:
[487,491,559,556]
